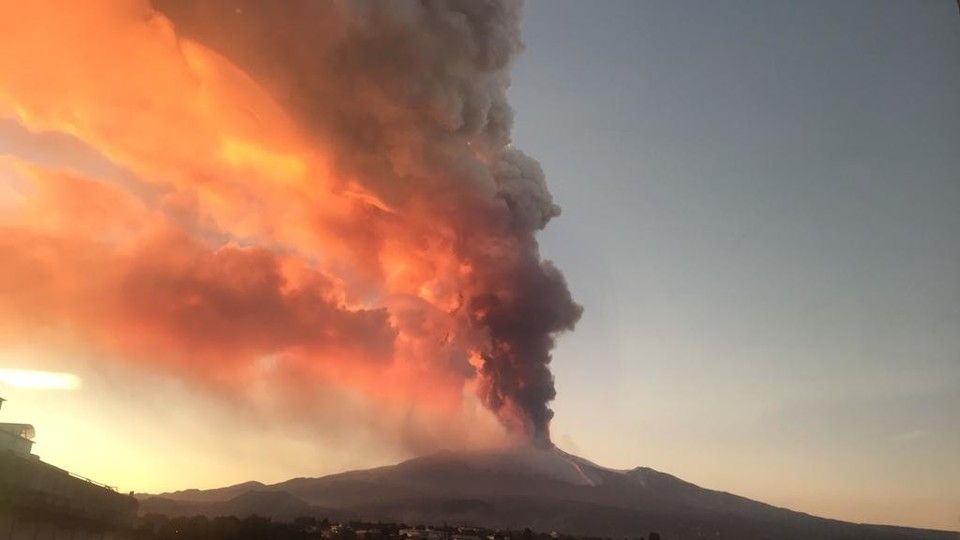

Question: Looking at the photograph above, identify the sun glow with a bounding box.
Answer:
[0,368,81,390]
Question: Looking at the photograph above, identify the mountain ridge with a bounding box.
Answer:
[139,447,959,540]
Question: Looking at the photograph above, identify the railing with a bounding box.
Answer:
[1,446,119,491]
[65,469,118,492]
[41,459,119,491]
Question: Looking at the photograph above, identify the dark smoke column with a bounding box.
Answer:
[470,256,582,444]
[469,150,583,444]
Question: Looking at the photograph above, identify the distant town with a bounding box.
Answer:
[132,515,663,540]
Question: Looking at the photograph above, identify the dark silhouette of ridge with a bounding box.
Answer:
[156,480,268,503]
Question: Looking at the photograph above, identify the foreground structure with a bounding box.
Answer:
[0,396,138,539]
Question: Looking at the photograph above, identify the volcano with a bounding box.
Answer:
[139,447,957,539]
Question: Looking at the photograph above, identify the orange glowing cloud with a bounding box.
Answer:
[0,0,580,448]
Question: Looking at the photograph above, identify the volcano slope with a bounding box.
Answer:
[140,447,958,540]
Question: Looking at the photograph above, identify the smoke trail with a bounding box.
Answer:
[0,0,580,445]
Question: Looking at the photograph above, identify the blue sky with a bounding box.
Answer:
[510,0,959,529]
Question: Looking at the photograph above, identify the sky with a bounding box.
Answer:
[512,0,960,530]
[0,0,958,532]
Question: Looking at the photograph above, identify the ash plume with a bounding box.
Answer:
[0,0,580,445]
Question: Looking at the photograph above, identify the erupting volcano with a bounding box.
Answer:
[139,446,958,540]
[0,0,580,446]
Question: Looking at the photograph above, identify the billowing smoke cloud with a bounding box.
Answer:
[0,0,580,446]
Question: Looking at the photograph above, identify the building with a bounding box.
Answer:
[0,396,138,539]
[0,398,34,457]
